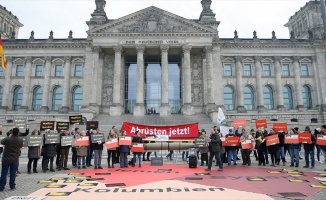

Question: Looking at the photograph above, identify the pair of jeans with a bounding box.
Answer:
[304,150,315,167]
[322,149,326,165]
[120,152,128,167]
[86,145,93,166]
[71,147,77,166]
[182,151,189,160]
[132,153,142,166]
[42,156,54,171]
[316,145,321,161]
[289,147,299,164]
[277,146,285,162]
[77,156,86,167]
[166,150,173,159]
[227,150,237,164]
[93,149,103,167]
[27,158,39,172]
[0,162,19,190]
[208,151,223,169]
[107,150,116,167]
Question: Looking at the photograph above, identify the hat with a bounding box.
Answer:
[304,126,311,132]
[321,125,326,129]
[294,127,299,131]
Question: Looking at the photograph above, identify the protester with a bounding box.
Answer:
[240,130,255,166]
[267,129,279,167]
[27,130,41,174]
[0,128,23,191]
[255,128,266,166]
[226,129,238,166]
[206,129,223,171]
[58,128,71,170]
[276,131,286,166]
[288,129,300,167]
[199,130,209,166]
[302,126,316,169]
[42,131,56,173]
[86,129,94,167]
[93,128,105,169]
[320,125,326,171]
[119,130,130,168]
[131,130,143,167]
[107,129,117,168]
[76,131,88,169]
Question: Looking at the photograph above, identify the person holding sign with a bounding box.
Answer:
[131,130,143,167]
[266,129,279,167]
[320,125,326,171]
[107,129,117,168]
[288,129,300,167]
[240,131,255,166]
[255,128,266,166]
[205,129,223,171]
[119,130,130,168]
[76,131,88,169]
[226,129,239,166]
[42,132,56,173]
[58,128,71,171]
[93,128,105,169]
[302,126,316,169]
[27,130,41,174]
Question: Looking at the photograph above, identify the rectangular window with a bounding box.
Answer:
[55,65,62,77]
[74,64,83,77]
[243,64,251,76]
[16,65,24,76]
[282,64,290,76]
[35,65,43,77]
[301,64,309,76]
[0,67,3,77]
[224,64,232,76]
[263,64,271,76]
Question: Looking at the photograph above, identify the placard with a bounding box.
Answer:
[0,135,6,147]
[241,140,253,149]
[316,134,326,146]
[27,136,43,147]
[195,138,206,147]
[91,134,105,143]
[19,136,28,147]
[266,134,280,146]
[86,121,99,130]
[45,134,60,144]
[256,119,267,129]
[61,136,74,146]
[106,138,118,149]
[40,121,55,131]
[75,136,90,146]
[56,122,69,132]
[119,136,132,145]
[220,137,227,146]
[298,132,312,144]
[220,126,233,136]
[285,135,299,144]
[273,123,288,132]
[226,136,240,146]
[233,119,246,128]
[131,143,144,152]
[14,119,27,129]
[69,115,83,124]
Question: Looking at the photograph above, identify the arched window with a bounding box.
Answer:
[244,86,254,110]
[32,86,43,111]
[302,85,312,108]
[12,86,23,110]
[0,86,3,106]
[224,86,234,111]
[71,86,83,111]
[283,85,293,109]
[263,86,274,109]
[52,86,63,110]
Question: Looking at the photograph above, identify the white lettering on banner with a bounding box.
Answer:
[130,126,190,137]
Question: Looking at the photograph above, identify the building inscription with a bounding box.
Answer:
[123,40,183,45]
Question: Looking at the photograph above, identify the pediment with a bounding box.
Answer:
[88,6,217,35]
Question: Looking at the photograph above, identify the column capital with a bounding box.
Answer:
[273,56,281,63]
[25,56,32,63]
[254,56,262,62]
[113,45,123,53]
[235,56,242,63]
[204,45,213,53]
[182,44,192,53]
[44,56,52,62]
[311,56,317,62]
[160,45,169,52]
[136,45,145,53]
[64,56,71,63]
[293,56,300,62]
[91,46,101,53]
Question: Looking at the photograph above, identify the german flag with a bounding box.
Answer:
[0,35,6,71]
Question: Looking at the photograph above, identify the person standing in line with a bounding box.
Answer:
[93,128,105,169]
[276,131,286,166]
[58,128,71,170]
[0,128,23,191]
[42,131,56,173]
[27,130,41,174]
[0,125,3,159]
[119,130,130,168]
[71,127,80,168]
[255,128,266,166]
[314,128,322,163]
[132,130,143,167]
[288,128,300,167]
[319,125,326,171]
[226,129,239,166]
[267,129,279,167]
[302,126,316,169]
[86,129,94,167]
[205,128,223,171]
[112,126,121,164]
[107,129,117,168]
[76,131,88,169]
[199,130,209,166]
[240,130,255,166]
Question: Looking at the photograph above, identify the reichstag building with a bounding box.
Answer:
[0,0,325,131]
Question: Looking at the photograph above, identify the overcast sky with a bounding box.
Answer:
[1,0,310,39]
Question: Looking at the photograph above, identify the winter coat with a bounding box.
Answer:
[208,132,222,153]
[77,146,88,156]
[303,133,316,151]
[1,135,23,163]
[28,146,40,159]
[93,134,105,150]
[199,134,209,153]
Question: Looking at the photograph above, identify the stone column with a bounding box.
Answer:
[274,56,284,111]
[181,44,194,115]
[235,56,245,112]
[21,56,32,110]
[311,56,322,108]
[61,56,71,113]
[41,56,52,112]
[90,46,100,106]
[133,45,146,116]
[293,56,304,110]
[160,45,171,116]
[1,56,12,110]
[255,56,265,112]
[110,45,124,116]
[204,45,215,112]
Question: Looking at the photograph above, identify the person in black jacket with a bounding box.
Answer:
[132,131,143,167]
[0,125,3,157]
[267,129,279,167]
[58,128,71,170]
[93,128,105,169]
[303,126,316,169]
[42,132,56,173]
[205,129,223,171]
[255,128,266,166]
[27,130,41,174]
[276,131,286,166]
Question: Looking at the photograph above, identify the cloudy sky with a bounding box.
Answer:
[1,0,309,39]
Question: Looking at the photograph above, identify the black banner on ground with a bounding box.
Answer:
[86,121,98,130]
[27,136,43,146]
[45,134,60,144]
[69,115,83,124]
[91,134,105,143]
[14,119,27,129]
[56,122,69,131]
[61,136,74,146]
[40,121,55,131]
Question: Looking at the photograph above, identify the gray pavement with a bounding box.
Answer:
[0,148,325,200]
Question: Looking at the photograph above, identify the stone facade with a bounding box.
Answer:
[0,0,326,131]
[0,5,23,39]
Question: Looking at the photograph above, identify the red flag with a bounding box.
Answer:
[0,35,6,71]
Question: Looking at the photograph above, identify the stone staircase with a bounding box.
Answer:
[92,113,216,132]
